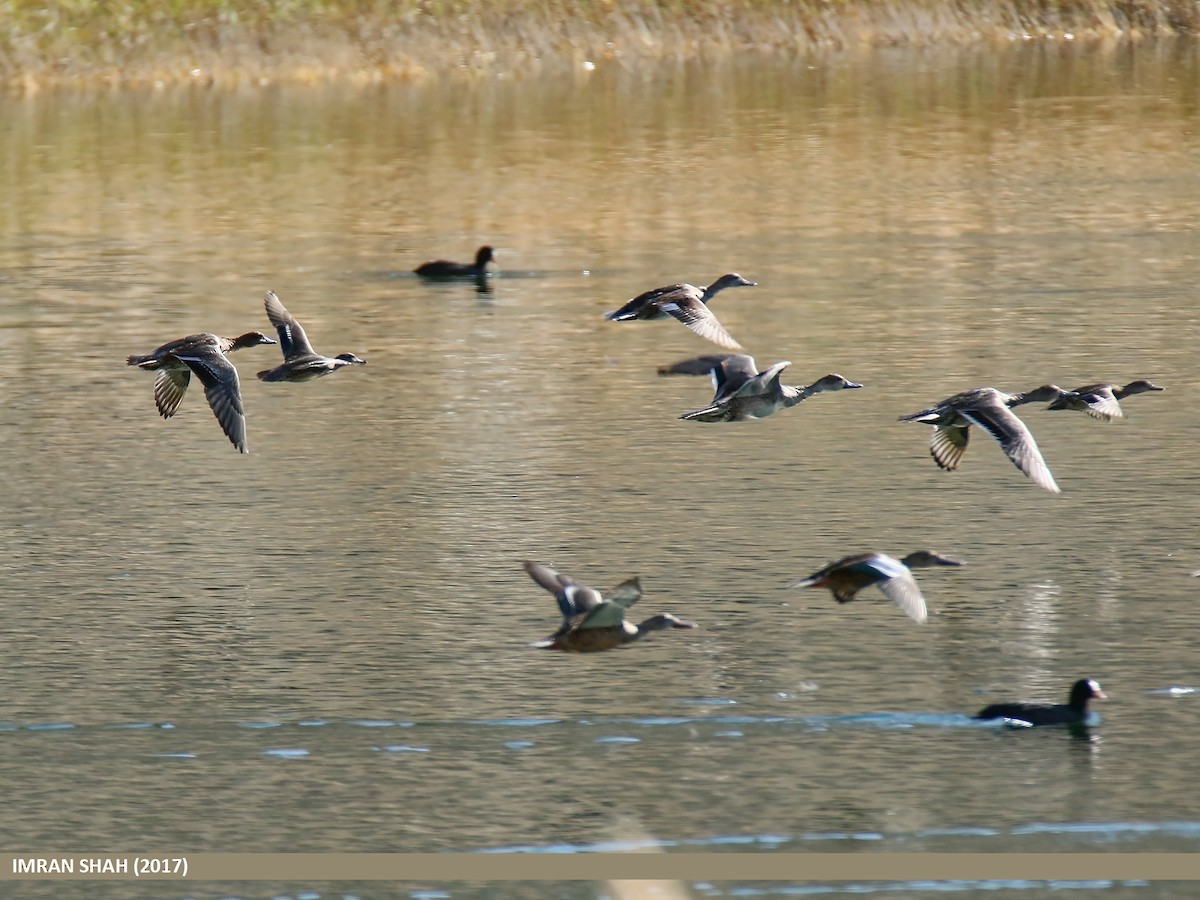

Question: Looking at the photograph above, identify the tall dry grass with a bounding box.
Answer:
[2,0,1197,91]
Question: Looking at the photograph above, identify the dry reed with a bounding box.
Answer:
[2,0,1197,91]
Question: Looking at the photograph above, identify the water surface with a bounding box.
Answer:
[1,40,1199,898]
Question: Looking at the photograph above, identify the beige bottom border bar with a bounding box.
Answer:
[4,853,1200,881]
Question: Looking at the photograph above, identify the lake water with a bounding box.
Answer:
[1,39,1199,900]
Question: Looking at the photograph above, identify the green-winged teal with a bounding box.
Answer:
[1047,380,1164,422]
[256,291,367,383]
[659,353,862,422]
[787,551,962,623]
[414,245,495,279]
[524,560,696,652]
[974,678,1106,726]
[126,330,276,453]
[605,273,755,350]
[899,386,1067,493]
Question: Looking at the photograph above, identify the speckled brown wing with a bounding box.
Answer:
[152,364,191,418]
[930,422,970,471]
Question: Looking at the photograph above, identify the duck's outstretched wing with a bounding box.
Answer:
[607,577,642,609]
[957,404,1060,493]
[660,297,743,350]
[264,291,315,360]
[178,351,247,453]
[876,572,929,623]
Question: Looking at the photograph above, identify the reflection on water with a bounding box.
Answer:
[1,39,1199,878]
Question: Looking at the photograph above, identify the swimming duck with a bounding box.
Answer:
[899,386,1067,493]
[787,551,962,623]
[414,245,495,280]
[126,330,276,453]
[974,678,1106,726]
[604,273,755,350]
[256,291,367,383]
[659,353,862,422]
[524,560,696,652]
[1046,380,1164,422]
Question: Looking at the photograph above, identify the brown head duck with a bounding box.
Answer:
[126,330,276,453]
[899,385,1067,493]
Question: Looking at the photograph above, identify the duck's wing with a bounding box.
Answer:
[659,297,743,350]
[876,572,930,623]
[524,560,572,595]
[264,291,315,359]
[607,577,642,609]
[578,601,628,630]
[605,283,688,320]
[929,423,971,471]
[152,366,191,418]
[728,361,790,400]
[524,561,584,617]
[1073,387,1123,421]
[177,351,247,453]
[957,402,1060,493]
[658,354,757,400]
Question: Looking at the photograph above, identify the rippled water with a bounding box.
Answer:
[1,39,1199,899]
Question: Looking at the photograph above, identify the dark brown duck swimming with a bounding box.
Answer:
[1046,380,1164,422]
[256,291,367,383]
[786,551,962,623]
[414,245,495,280]
[126,330,276,453]
[605,273,755,350]
[899,385,1067,493]
[524,561,696,652]
[974,678,1106,726]
[659,353,862,422]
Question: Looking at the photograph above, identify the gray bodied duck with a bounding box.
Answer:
[1046,379,1164,422]
[659,353,862,422]
[126,329,276,453]
[899,385,1067,493]
[257,291,367,383]
[524,561,696,652]
[605,273,755,350]
[787,551,962,624]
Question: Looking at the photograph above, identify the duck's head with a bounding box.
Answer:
[232,331,278,349]
[900,551,964,570]
[709,273,756,291]
[334,353,367,366]
[475,246,496,267]
[1119,379,1164,396]
[811,373,864,393]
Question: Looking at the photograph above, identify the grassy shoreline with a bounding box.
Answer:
[3,0,1198,91]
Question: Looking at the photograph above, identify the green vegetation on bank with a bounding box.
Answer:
[3,0,1197,90]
